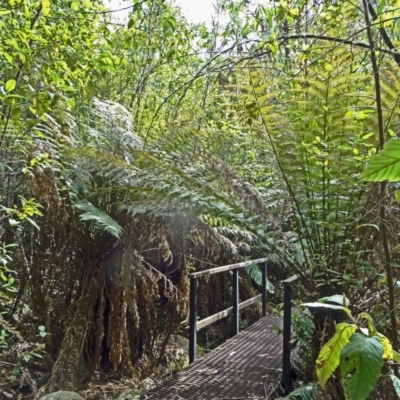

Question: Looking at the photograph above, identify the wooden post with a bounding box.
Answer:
[232,268,239,335]
[282,282,292,395]
[261,262,267,317]
[189,277,197,364]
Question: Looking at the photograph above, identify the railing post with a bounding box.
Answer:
[261,262,267,317]
[282,281,292,395]
[189,277,197,364]
[232,268,239,335]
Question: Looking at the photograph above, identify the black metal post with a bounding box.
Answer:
[232,268,239,335]
[282,282,292,395]
[189,277,197,364]
[261,262,267,317]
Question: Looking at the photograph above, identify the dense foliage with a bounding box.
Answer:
[1,0,400,398]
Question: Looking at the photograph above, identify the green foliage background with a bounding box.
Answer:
[1,0,400,397]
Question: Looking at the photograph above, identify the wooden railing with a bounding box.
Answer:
[188,257,299,397]
[188,258,268,363]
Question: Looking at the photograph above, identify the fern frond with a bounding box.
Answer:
[73,200,123,238]
[214,232,239,257]
[245,264,274,293]
[282,384,318,400]
[80,98,144,154]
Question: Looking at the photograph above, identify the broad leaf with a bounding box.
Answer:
[340,333,383,400]
[302,302,351,317]
[316,322,357,388]
[391,374,400,397]
[318,295,350,307]
[377,333,392,360]
[361,139,400,182]
[42,0,50,16]
[5,79,16,92]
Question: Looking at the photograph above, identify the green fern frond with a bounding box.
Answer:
[245,264,274,293]
[77,98,144,154]
[241,44,382,277]
[58,94,301,270]
[73,200,123,238]
[282,383,318,400]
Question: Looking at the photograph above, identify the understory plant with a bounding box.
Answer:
[303,296,400,400]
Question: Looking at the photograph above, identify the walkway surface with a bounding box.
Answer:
[141,314,283,400]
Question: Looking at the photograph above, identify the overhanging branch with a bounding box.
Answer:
[278,34,400,59]
[367,2,400,66]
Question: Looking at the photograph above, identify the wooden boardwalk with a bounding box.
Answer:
[141,314,283,400]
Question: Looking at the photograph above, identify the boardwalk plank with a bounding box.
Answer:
[141,315,283,400]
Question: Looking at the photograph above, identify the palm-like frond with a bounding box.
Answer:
[73,200,123,238]
[245,263,274,293]
[282,384,318,400]
[58,96,298,270]
[243,44,395,291]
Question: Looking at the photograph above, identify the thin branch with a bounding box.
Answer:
[85,1,149,15]
[278,34,400,58]
[143,39,255,146]
[367,2,400,66]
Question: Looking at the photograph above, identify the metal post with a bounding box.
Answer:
[189,277,197,364]
[261,262,267,317]
[232,268,239,335]
[282,283,292,395]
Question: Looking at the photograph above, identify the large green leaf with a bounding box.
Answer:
[5,79,16,92]
[361,139,400,182]
[340,333,383,400]
[316,323,357,388]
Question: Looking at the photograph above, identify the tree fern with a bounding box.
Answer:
[242,43,386,292]
[59,97,299,271]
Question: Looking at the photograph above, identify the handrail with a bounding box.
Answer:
[282,275,298,286]
[189,263,299,396]
[197,294,262,330]
[188,257,269,279]
[189,259,268,363]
